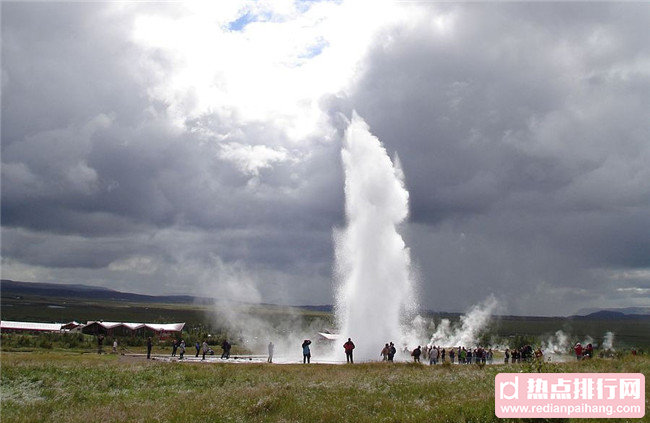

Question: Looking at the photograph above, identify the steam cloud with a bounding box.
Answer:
[427,295,499,347]
[602,331,615,351]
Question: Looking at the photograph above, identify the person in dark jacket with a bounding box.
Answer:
[302,340,312,364]
[146,337,153,359]
[412,345,422,363]
[343,338,355,363]
[388,342,396,362]
[584,343,593,359]
[221,340,231,359]
[97,334,105,354]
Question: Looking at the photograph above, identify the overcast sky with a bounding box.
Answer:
[2,1,649,316]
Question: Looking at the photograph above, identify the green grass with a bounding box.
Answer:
[1,351,648,423]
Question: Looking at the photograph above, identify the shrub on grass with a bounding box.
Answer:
[1,333,95,351]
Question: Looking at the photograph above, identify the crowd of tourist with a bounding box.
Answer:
[419,345,495,364]
[141,335,612,364]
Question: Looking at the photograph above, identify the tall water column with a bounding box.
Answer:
[335,112,417,361]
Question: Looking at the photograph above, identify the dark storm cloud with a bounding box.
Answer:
[1,2,342,299]
[1,3,150,144]
[342,2,650,314]
[2,2,648,315]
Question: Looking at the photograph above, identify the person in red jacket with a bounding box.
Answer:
[343,338,355,363]
[574,342,583,360]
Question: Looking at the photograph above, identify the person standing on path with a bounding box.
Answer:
[302,340,311,364]
[146,337,153,359]
[412,345,421,363]
[381,343,390,361]
[268,341,274,363]
[221,339,231,359]
[179,339,186,359]
[202,339,209,360]
[388,342,396,362]
[343,338,355,364]
[97,334,104,354]
[574,343,583,361]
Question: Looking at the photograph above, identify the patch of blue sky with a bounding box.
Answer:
[295,0,341,14]
[299,38,329,61]
[228,12,256,31]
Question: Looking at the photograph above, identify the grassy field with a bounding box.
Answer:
[1,351,648,423]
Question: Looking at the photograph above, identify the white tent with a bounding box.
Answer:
[1,320,63,332]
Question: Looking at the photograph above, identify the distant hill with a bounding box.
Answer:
[1,279,330,310]
[576,307,650,316]
[584,310,627,319]
[1,279,207,305]
[295,304,334,313]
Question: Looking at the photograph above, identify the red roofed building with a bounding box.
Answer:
[81,321,185,339]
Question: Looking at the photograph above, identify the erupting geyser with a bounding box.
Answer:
[334,112,417,361]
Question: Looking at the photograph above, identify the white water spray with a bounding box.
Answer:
[335,112,417,360]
